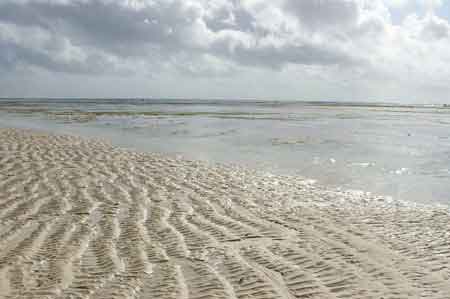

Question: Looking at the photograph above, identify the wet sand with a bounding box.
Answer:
[1,127,450,299]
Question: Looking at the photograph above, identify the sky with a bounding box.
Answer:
[1,0,450,103]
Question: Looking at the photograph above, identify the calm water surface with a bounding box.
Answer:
[1,99,449,205]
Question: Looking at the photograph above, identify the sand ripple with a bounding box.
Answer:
[1,128,450,299]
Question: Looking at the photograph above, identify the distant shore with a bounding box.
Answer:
[1,127,449,298]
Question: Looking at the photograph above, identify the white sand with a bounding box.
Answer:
[0,128,450,299]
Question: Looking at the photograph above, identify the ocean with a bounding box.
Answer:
[1,98,449,205]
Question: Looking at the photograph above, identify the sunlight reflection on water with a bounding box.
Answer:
[1,99,449,205]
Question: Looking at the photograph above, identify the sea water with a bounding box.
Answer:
[1,99,449,205]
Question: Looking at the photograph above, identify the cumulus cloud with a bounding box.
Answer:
[0,0,450,101]
[0,0,364,70]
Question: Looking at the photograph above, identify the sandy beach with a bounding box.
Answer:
[1,127,450,299]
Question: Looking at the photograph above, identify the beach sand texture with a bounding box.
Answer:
[1,128,450,299]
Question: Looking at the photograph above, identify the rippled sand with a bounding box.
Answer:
[1,128,450,299]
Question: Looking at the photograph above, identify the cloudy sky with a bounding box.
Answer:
[1,0,450,102]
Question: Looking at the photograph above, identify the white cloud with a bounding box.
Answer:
[383,0,409,8]
[0,0,450,102]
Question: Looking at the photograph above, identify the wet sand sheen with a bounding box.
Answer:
[0,128,449,299]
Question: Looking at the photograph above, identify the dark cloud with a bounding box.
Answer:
[0,41,125,74]
[0,1,188,56]
[0,0,449,102]
[284,0,360,30]
[210,37,358,70]
[0,0,366,75]
[203,1,256,33]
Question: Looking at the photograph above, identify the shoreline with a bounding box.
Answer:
[1,127,450,298]
[1,105,448,206]
[3,126,447,212]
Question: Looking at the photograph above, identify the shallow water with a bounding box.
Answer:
[1,99,449,204]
